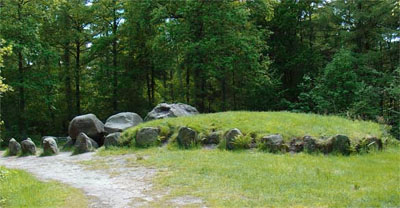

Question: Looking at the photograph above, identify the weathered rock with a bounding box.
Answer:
[177,127,198,148]
[8,138,21,156]
[63,137,74,149]
[225,128,242,150]
[331,134,351,155]
[68,114,105,145]
[41,136,57,142]
[203,131,221,145]
[135,127,159,147]
[303,136,318,153]
[104,112,143,134]
[260,134,284,153]
[42,137,59,155]
[289,137,304,153]
[361,136,383,152]
[21,138,36,155]
[317,137,333,154]
[104,132,121,148]
[75,133,97,153]
[144,103,199,121]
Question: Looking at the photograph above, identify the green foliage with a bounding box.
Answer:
[232,134,253,150]
[99,146,400,207]
[0,166,88,207]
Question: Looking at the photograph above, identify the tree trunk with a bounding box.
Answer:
[18,51,26,136]
[64,44,73,120]
[75,39,81,115]
[112,1,118,112]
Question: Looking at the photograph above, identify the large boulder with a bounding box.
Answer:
[225,128,242,150]
[68,114,105,145]
[260,134,284,153]
[8,138,21,156]
[135,127,159,147]
[104,132,121,148]
[144,103,199,121]
[177,127,198,148]
[21,138,36,155]
[42,137,59,155]
[75,133,98,153]
[104,112,143,134]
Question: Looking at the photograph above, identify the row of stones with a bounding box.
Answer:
[132,127,383,154]
[8,137,58,156]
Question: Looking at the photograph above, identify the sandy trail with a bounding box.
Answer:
[0,151,157,208]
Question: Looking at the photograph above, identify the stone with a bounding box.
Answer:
[68,114,105,145]
[21,138,36,155]
[317,137,333,154]
[260,134,284,153]
[177,127,198,148]
[331,134,351,155]
[203,131,221,145]
[104,132,122,148]
[104,112,143,134]
[135,127,159,147]
[42,137,59,155]
[8,138,21,156]
[289,137,304,153]
[303,136,318,153]
[362,136,383,152]
[75,133,97,153]
[144,103,199,121]
[225,128,242,150]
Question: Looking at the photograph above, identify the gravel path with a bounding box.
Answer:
[0,151,157,208]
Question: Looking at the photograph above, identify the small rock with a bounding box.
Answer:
[75,133,97,153]
[135,127,159,147]
[104,112,143,134]
[203,131,221,145]
[177,127,198,148]
[21,138,36,155]
[317,137,333,154]
[42,137,59,155]
[362,136,383,152]
[225,128,242,150]
[8,138,21,156]
[260,134,284,153]
[104,132,121,148]
[289,137,304,153]
[41,136,58,143]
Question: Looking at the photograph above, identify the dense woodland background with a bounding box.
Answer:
[0,0,399,142]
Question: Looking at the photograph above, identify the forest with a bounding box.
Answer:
[0,0,399,141]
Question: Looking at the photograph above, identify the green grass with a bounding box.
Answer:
[0,166,88,208]
[121,111,390,145]
[98,146,400,207]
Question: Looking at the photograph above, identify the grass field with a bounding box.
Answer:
[99,146,400,207]
[0,166,88,208]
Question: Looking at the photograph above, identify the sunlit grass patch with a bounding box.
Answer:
[0,166,88,208]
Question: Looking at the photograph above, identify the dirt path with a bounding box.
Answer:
[0,151,158,208]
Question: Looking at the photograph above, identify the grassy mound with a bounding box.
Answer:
[121,111,388,146]
[0,166,87,207]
